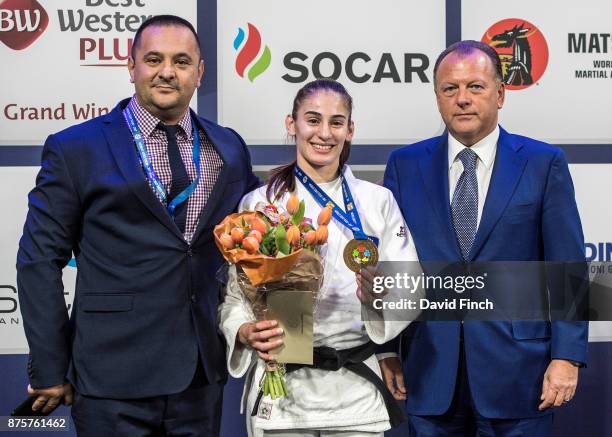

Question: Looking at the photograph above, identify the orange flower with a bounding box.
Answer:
[303,230,317,245]
[315,225,328,244]
[242,236,260,254]
[230,227,244,244]
[317,205,332,226]
[286,225,301,246]
[286,193,300,215]
[248,229,263,243]
[219,233,235,250]
[250,216,268,234]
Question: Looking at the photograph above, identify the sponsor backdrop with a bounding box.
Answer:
[0,0,197,145]
[217,0,446,145]
[0,0,610,436]
[463,1,612,144]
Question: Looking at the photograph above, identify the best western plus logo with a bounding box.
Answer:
[482,18,549,90]
[0,0,49,50]
[2,1,154,67]
[234,23,271,82]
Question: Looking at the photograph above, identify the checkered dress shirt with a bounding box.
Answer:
[123,96,223,243]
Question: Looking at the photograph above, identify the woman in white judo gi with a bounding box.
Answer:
[218,79,418,437]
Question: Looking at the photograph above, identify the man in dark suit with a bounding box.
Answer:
[16,15,259,436]
[379,41,588,436]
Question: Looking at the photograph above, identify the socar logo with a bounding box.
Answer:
[234,23,271,82]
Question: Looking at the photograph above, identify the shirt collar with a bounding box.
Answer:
[128,95,193,140]
[448,125,499,171]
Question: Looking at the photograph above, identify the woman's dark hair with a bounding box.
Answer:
[266,79,353,202]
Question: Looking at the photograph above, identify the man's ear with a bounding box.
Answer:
[197,59,204,87]
[128,57,135,83]
[497,82,505,109]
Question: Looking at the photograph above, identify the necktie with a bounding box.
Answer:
[451,148,478,260]
[158,123,189,234]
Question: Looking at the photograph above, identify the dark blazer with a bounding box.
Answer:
[17,99,260,399]
[383,126,588,419]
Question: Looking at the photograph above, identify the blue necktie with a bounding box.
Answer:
[159,123,189,234]
[451,148,478,260]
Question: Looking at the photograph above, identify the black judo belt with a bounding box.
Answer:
[251,341,406,428]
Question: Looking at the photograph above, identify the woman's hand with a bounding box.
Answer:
[379,357,407,401]
[238,320,284,361]
[356,266,385,305]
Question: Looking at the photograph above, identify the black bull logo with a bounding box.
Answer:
[488,23,536,86]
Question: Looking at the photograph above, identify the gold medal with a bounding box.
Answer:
[343,238,379,272]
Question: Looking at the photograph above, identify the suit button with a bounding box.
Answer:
[187,249,193,257]
[191,295,197,302]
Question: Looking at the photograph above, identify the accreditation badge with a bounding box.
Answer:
[343,238,379,272]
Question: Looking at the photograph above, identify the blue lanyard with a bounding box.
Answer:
[125,106,201,217]
[294,165,369,241]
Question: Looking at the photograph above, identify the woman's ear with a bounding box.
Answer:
[285,114,296,136]
[346,119,355,142]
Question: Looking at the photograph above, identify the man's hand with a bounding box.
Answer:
[27,383,73,414]
[238,320,283,361]
[538,359,579,410]
[379,357,406,401]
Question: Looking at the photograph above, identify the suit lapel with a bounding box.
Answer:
[469,127,527,260]
[190,115,232,243]
[102,100,184,240]
[418,134,463,259]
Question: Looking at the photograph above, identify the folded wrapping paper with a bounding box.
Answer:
[214,211,321,287]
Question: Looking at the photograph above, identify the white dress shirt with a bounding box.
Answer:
[448,125,500,228]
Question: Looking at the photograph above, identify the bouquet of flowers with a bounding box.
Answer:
[214,193,331,400]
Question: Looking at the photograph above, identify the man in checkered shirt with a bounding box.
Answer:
[17,15,259,436]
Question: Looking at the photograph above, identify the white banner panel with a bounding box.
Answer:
[570,164,612,342]
[217,0,447,145]
[0,167,75,354]
[462,1,612,144]
[0,0,197,146]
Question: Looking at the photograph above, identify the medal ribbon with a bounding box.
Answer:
[125,106,201,217]
[294,165,370,241]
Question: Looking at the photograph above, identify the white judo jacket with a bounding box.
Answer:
[218,166,418,435]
